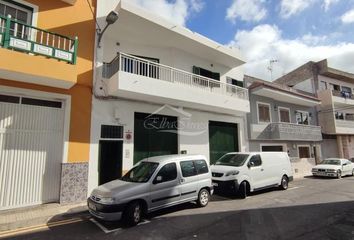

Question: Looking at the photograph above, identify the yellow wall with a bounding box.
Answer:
[0,0,96,163]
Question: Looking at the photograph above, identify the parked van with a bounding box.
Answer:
[210,152,293,198]
[88,155,213,226]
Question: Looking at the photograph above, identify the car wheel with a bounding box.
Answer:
[197,189,210,207]
[123,201,142,226]
[280,175,289,190]
[352,169,354,177]
[337,170,342,179]
[238,181,248,199]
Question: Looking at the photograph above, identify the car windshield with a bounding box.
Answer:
[121,162,159,183]
[215,154,249,167]
[321,159,341,165]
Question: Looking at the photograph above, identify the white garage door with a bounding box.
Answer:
[0,94,65,210]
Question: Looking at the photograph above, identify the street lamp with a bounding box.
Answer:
[97,10,119,48]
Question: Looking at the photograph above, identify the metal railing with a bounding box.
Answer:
[266,122,322,141]
[335,119,354,128]
[0,15,78,64]
[332,90,354,100]
[103,52,249,100]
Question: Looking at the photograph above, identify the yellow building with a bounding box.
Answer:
[0,0,95,209]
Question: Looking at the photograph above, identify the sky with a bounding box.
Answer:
[130,0,354,81]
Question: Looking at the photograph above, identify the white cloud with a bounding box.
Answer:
[130,0,204,26]
[341,9,354,24]
[279,0,315,18]
[229,24,354,81]
[226,0,267,23]
[323,0,339,12]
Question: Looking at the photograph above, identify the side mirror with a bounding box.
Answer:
[248,162,255,168]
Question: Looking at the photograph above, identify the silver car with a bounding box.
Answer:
[88,154,213,226]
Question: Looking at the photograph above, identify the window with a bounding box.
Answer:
[0,1,32,24]
[258,103,271,123]
[0,94,20,103]
[261,145,284,152]
[226,77,244,87]
[279,107,290,123]
[249,155,262,167]
[298,146,310,158]
[346,114,354,121]
[341,86,352,94]
[21,97,62,108]
[335,112,344,120]
[154,163,177,183]
[296,111,309,125]
[329,83,340,91]
[193,66,220,88]
[195,160,209,174]
[123,55,159,79]
[101,125,123,139]
[180,161,197,177]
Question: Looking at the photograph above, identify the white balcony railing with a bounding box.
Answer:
[336,119,354,128]
[103,52,249,100]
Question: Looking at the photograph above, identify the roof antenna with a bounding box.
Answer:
[267,59,278,81]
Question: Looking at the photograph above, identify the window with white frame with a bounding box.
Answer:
[296,111,309,125]
[0,0,33,24]
[257,103,271,123]
[298,146,310,158]
[278,107,290,123]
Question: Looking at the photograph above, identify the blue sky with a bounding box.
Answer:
[132,0,354,80]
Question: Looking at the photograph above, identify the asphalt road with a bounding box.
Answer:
[3,176,354,240]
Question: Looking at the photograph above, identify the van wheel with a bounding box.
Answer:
[197,189,210,207]
[352,169,354,176]
[238,181,248,199]
[123,201,142,226]
[280,175,288,190]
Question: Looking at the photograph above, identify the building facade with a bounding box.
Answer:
[0,0,95,210]
[89,0,250,192]
[245,76,322,178]
[275,59,354,160]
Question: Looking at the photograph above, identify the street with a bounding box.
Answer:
[2,176,354,240]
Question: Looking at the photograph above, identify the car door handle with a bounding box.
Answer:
[261,169,264,171]
[180,178,185,183]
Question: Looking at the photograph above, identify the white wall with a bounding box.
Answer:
[294,78,314,93]
[88,98,247,194]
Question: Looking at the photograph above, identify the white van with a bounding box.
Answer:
[210,152,293,198]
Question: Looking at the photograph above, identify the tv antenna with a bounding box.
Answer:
[267,59,278,81]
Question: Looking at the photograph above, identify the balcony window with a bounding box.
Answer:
[346,114,354,121]
[193,66,220,88]
[257,102,271,123]
[122,55,160,79]
[278,107,290,123]
[298,146,310,158]
[296,111,309,125]
[329,83,340,91]
[319,81,327,90]
[335,112,344,120]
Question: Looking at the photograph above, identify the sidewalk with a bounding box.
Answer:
[0,202,89,232]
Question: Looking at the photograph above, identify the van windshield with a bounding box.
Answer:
[215,154,249,167]
[121,162,159,183]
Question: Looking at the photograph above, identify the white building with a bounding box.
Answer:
[89,0,250,192]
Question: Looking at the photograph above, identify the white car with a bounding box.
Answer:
[312,158,354,178]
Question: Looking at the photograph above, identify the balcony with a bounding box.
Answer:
[0,15,78,89]
[104,53,250,115]
[250,122,322,141]
[335,120,354,134]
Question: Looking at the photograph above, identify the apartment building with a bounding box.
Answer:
[0,0,95,210]
[89,0,250,192]
[275,59,354,159]
[245,76,322,177]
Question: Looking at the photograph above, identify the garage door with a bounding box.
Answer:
[134,112,178,164]
[0,94,65,210]
[209,121,239,164]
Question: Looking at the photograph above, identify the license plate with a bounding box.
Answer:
[88,202,97,211]
[212,182,218,187]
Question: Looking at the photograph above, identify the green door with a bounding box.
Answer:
[134,112,178,164]
[209,121,239,164]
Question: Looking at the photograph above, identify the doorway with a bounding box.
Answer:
[98,140,123,185]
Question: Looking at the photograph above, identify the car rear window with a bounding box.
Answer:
[195,160,209,174]
[180,161,197,177]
